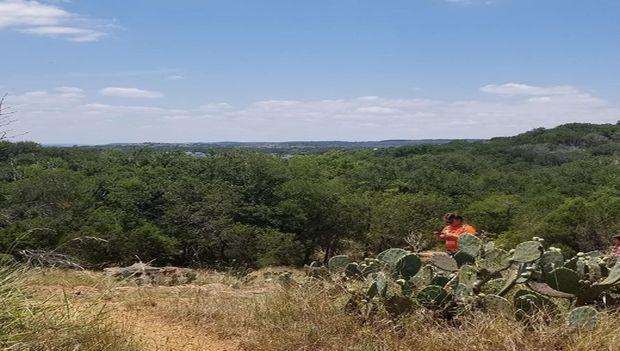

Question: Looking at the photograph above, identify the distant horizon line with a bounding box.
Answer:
[40,138,487,147]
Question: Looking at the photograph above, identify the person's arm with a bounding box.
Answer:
[433,231,443,241]
[464,225,478,236]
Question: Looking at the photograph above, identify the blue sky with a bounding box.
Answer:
[1,0,619,143]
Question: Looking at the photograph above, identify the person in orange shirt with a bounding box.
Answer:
[433,212,478,253]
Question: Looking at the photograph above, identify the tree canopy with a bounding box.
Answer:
[0,123,618,267]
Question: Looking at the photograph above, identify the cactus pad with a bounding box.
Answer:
[416,285,452,309]
[431,274,451,287]
[478,248,511,273]
[457,265,478,289]
[367,272,388,298]
[514,293,544,319]
[361,260,381,277]
[344,262,362,278]
[540,251,564,275]
[481,294,512,317]
[526,281,574,299]
[513,289,554,319]
[458,234,482,257]
[498,265,519,296]
[328,255,351,273]
[594,261,620,287]
[377,248,410,266]
[511,241,543,263]
[567,306,598,330]
[410,265,434,289]
[395,253,422,279]
[430,253,459,272]
[454,251,476,267]
[546,267,580,294]
[453,283,472,301]
[480,278,504,295]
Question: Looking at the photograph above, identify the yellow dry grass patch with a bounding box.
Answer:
[23,268,620,351]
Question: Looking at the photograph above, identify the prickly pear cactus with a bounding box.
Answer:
[479,294,512,317]
[345,262,362,278]
[453,283,472,302]
[359,259,382,277]
[458,235,482,257]
[377,248,409,267]
[526,280,574,298]
[480,278,505,295]
[513,289,555,320]
[546,267,580,294]
[395,253,421,279]
[409,265,434,290]
[367,272,388,299]
[567,306,598,330]
[416,285,452,309]
[453,251,476,267]
[512,240,544,263]
[477,248,511,273]
[498,265,520,296]
[340,237,620,325]
[594,261,620,287]
[328,255,351,273]
[430,253,458,272]
[457,265,478,289]
[431,274,451,287]
[540,250,564,275]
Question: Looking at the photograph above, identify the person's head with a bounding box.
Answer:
[443,212,464,227]
[612,234,620,247]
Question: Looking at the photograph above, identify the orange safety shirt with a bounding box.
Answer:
[440,224,477,251]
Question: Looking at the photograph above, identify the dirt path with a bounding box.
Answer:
[112,305,240,351]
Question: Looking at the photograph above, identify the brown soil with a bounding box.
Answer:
[111,304,239,351]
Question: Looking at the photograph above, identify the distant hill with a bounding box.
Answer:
[53,139,481,153]
[44,139,479,153]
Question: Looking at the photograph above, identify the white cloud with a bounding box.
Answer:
[83,103,167,114]
[480,83,579,96]
[0,0,67,27]
[0,0,109,41]
[99,87,164,99]
[19,25,105,42]
[7,83,620,144]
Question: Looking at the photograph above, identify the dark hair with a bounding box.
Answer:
[613,234,620,240]
[443,212,464,222]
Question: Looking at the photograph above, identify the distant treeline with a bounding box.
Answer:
[53,139,468,154]
[1,123,619,268]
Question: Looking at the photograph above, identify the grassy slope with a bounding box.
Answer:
[12,268,620,351]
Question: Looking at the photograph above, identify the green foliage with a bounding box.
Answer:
[0,123,618,268]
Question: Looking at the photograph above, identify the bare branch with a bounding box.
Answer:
[0,93,25,141]
[404,230,432,253]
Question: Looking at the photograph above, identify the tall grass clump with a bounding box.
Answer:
[0,264,139,351]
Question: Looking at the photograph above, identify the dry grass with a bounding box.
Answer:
[150,277,620,351]
[0,266,139,351]
[12,268,620,351]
